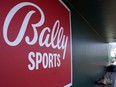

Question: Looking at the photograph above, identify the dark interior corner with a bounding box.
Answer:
[66,0,116,43]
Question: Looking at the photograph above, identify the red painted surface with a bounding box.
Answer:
[0,0,72,87]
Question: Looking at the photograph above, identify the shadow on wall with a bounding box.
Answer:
[71,10,109,87]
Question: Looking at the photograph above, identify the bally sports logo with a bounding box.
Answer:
[3,2,68,71]
[1,1,72,87]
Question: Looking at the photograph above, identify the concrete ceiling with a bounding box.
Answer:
[68,0,116,42]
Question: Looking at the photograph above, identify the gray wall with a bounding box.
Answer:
[63,1,109,87]
[72,11,108,87]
